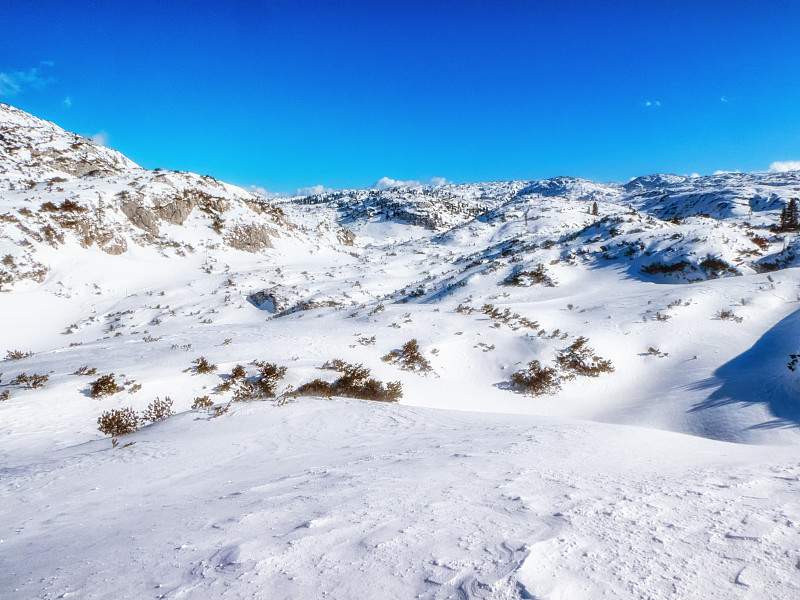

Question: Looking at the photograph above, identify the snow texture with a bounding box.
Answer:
[2,102,800,599]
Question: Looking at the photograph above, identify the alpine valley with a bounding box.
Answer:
[2,103,799,599]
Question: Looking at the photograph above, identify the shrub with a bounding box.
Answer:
[72,366,97,376]
[192,357,217,374]
[0,390,9,401]
[90,373,124,398]
[717,309,743,323]
[382,339,433,373]
[250,361,287,397]
[700,255,737,277]
[641,260,690,275]
[510,360,561,396]
[10,372,49,389]
[295,378,335,398]
[141,397,174,423]
[230,364,247,380]
[192,395,214,409]
[297,361,402,402]
[504,264,555,287]
[210,401,231,417]
[97,407,139,437]
[556,337,614,379]
[5,349,33,360]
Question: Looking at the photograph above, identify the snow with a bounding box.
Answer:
[2,102,800,598]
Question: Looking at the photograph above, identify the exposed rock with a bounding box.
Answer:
[120,200,159,235]
[225,224,274,252]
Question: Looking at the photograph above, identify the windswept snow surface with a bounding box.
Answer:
[2,400,800,599]
[2,103,800,598]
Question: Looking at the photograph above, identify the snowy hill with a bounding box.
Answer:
[2,104,800,599]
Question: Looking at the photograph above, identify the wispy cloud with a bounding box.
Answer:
[297,184,332,196]
[372,176,450,190]
[91,132,109,147]
[643,100,661,108]
[769,160,800,173]
[248,185,275,197]
[0,62,55,97]
[63,96,72,107]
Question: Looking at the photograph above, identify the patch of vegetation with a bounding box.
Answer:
[510,360,561,396]
[750,235,770,250]
[382,339,433,373]
[297,360,402,402]
[504,264,555,287]
[717,309,743,323]
[641,260,690,275]
[39,199,88,213]
[141,397,175,423]
[5,349,33,360]
[220,361,287,401]
[191,395,214,410]
[90,373,124,398]
[556,337,614,379]
[97,407,139,438]
[72,366,97,376]
[699,255,738,278]
[10,372,49,389]
[192,356,217,374]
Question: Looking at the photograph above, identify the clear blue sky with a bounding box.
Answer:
[2,0,799,193]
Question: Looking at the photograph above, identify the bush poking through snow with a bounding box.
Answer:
[90,373,124,398]
[216,364,247,392]
[10,373,49,389]
[556,337,614,379]
[5,349,33,361]
[141,397,175,423]
[192,356,217,374]
[717,309,743,323]
[250,361,287,397]
[297,361,402,402]
[504,264,555,287]
[382,339,433,373]
[72,366,97,376]
[0,390,9,401]
[510,360,561,396]
[191,395,213,410]
[225,361,287,401]
[97,407,138,437]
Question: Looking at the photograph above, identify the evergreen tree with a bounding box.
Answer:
[780,198,799,231]
[591,202,599,216]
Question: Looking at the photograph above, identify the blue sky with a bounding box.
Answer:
[2,0,800,194]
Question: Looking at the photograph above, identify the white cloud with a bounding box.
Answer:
[690,173,700,178]
[372,176,449,190]
[769,161,800,173]
[297,184,332,196]
[63,96,71,107]
[0,62,54,97]
[247,185,275,197]
[720,96,729,103]
[91,132,109,147]
[713,169,740,175]
[644,100,661,108]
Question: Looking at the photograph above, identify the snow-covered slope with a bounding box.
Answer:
[2,104,800,599]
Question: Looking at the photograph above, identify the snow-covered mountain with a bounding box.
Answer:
[2,103,800,599]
